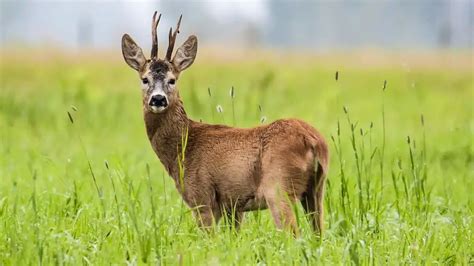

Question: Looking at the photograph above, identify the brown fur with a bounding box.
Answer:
[122,13,329,235]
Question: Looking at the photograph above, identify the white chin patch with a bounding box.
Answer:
[150,106,166,113]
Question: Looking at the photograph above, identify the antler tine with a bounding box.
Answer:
[165,14,183,61]
[151,11,162,59]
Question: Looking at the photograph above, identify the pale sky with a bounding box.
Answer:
[0,0,471,50]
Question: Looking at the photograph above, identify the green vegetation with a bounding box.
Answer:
[0,51,472,264]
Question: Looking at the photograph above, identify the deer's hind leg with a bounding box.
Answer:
[301,184,318,233]
[301,163,326,235]
[260,177,299,236]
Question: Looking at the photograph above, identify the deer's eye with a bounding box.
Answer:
[168,79,176,85]
[142,78,149,84]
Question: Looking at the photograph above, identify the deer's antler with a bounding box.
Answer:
[166,15,183,61]
[151,11,162,59]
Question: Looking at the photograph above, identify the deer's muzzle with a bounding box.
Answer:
[149,94,168,112]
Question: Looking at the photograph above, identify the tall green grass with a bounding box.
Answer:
[0,52,472,264]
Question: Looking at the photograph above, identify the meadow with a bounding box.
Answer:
[0,49,472,264]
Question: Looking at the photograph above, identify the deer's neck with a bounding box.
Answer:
[144,98,191,179]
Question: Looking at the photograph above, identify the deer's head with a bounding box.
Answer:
[121,12,198,113]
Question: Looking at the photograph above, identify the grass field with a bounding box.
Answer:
[0,50,472,264]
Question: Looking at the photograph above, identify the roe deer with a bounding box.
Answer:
[121,12,329,235]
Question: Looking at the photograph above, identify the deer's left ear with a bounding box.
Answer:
[172,35,198,72]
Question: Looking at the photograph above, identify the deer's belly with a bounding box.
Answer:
[216,188,267,212]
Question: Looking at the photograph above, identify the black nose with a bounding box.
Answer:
[149,94,168,108]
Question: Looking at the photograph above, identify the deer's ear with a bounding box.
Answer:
[172,35,198,72]
[121,34,146,71]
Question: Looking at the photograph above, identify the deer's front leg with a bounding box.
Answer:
[194,205,221,229]
[224,209,244,230]
[181,174,221,229]
[191,193,221,229]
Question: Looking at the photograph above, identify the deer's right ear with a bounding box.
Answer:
[121,34,146,71]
